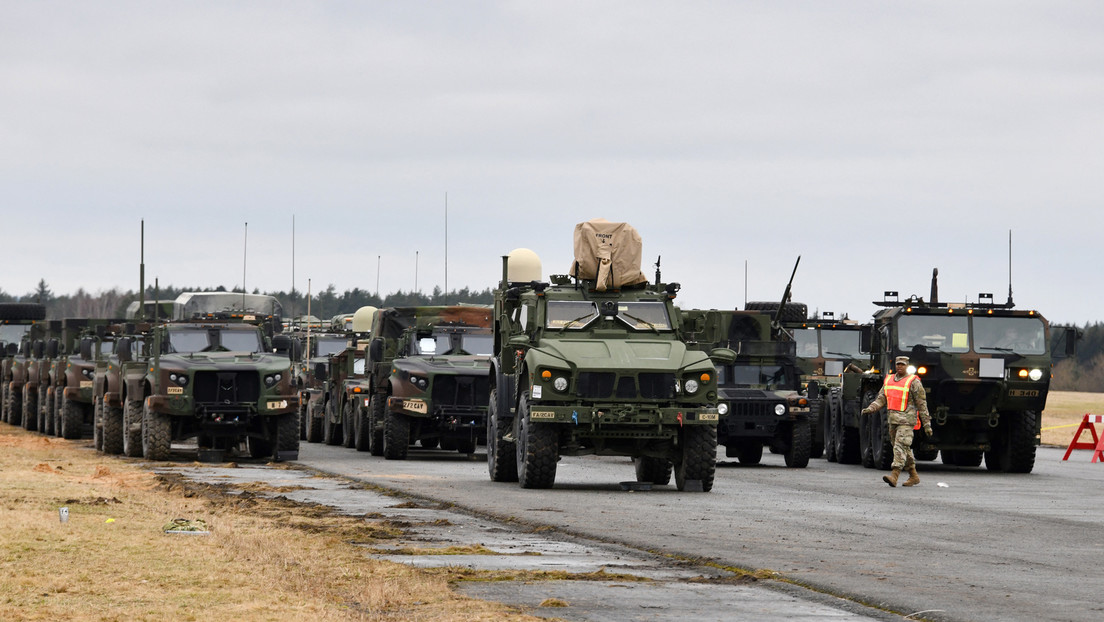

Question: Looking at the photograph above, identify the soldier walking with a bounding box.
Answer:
[861,356,932,487]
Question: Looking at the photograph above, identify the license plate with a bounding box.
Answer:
[167,387,183,395]
[403,399,427,414]
[699,412,719,422]
[531,410,556,420]
[266,400,288,409]
[79,380,93,389]
[1008,389,1040,398]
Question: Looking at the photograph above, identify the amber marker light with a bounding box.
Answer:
[700,373,711,383]
[541,370,552,380]
[917,366,928,374]
[1018,369,1029,378]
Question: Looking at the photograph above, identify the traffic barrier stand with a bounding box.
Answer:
[1061,414,1104,463]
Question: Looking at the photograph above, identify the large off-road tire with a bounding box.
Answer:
[487,387,518,483]
[38,387,51,436]
[367,394,385,457]
[735,440,763,465]
[341,400,357,449]
[454,437,476,454]
[141,399,171,461]
[22,387,38,431]
[60,394,84,440]
[6,384,22,427]
[122,399,144,457]
[323,400,342,446]
[92,397,104,451]
[275,411,299,461]
[985,410,1037,473]
[305,401,323,443]
[743,301,808,322]
[836,396,862,465]
[51,389,65,437]
[913,447,939,461]
[0,303,46,321]
[634,456,673,486]
[823,398,838,462]
[353,399,371,452]
[247,433,273,458]
[869,411,893,470]
[383,407,410,460]
[298,402,309,441]
[675,425,717,492]
[516,391,558,489]
[1,382,9,424]
[101,399,124,455]
[784,419,812,468]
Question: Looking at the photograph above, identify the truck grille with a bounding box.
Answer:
[431,375,490,410]
[194,371,260,404]
[576,372,676,400]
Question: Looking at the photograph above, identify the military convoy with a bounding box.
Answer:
[2,222,1077,486]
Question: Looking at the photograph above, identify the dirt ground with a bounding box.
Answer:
[0,427,546,622]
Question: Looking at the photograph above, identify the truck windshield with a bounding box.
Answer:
[459,333,493,355]
[615,302,672,331]
[973,316,1046,355]
[897,316,970,353]
[821,329,864,358]
[0,325,31,344]
[730,364,791,390]
[315,337,347,357]
[166,328,263,353]
[794,328,818,357]
[546,301,599,330]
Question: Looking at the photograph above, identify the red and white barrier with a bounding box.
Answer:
[1061,414,1104,463]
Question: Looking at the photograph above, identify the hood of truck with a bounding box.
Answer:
[535,338,710,372]
[392,355,491,376]
[158,352,290,371]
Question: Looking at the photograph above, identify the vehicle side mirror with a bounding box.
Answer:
[79,338,94,361]
[46,339,60,359]
[116,337,133,363]
[369,338,383,363]
[33,340,45,359]
[289,338,302,362]
[313,362,328,381]
[709,347,736,365]
[1063,327,1078,357]
[860,326,873,353]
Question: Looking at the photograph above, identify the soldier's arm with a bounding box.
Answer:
[912,381,931,428]
[862,386,887,414]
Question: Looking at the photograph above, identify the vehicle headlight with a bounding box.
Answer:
[1029,368,1043,381]
[718,402,729,416]
[168,373,189,387]
[906,365,917,375]
[263,373,283,387]
[82,369,94,379]
[411,375,428,390]
[774,404,786,416]
[552,376,569,392]
[684,379,700,394]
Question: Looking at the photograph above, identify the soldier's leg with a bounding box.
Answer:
[891,424,911,470]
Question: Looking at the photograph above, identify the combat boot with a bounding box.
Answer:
[902,466,920,487]
[882,468,900,487]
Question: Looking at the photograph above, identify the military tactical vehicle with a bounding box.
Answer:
[127,293,299,461]
[2,306,46,427]
[306,306,374,449]
[842,270,1076,473]
[487,220,720,491]
[92,322,153,455]
[295,329,353,443]
[681,307,812,467]
[788,313,869,464]
[365,305,492,459]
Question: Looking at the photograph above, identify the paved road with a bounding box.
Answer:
[297,443,1104,622]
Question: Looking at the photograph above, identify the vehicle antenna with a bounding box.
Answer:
[291,214,295,318]
[1006,229,1014,307]
[242,222,248,309]
[444,192,448,304]
[139,219,145,321]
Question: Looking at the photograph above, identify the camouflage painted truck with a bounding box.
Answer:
[486,219,721,491]
[788,313,869,464]
[365,305,493,459]
[316,308,375,450]
[92,321,154,455]
[127,293,299,461]
[2,303,48,426]
[293,324,355,443]
[844,270,1077,473]
[681,307,812,467]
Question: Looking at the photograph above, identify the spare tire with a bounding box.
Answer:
[744,301,808,322]
[0,303,47,321]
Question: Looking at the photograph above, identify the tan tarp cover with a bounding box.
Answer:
[569,218,647,291]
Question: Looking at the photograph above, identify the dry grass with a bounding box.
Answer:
[0,426,549,622]
[1041,390,1104,447]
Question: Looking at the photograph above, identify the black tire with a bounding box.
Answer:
[122,399,143,458]
[422,437,442,449]
[60,394,84,440]
[323,400,341,446]
[913,447,939,461]
[341,400,356,449]
[516,391,558,489]
[247,433,273,458]
[354,400,371,452]
[22,387,38,432]
[92,397,104,451]
[298,401,309,441]
[487,387,518,482]
[102,399,124,455]
[1,382,9,424]
[142,399,171,461]
[0,303,47,321]
[634,456,673,485]
[955,449,983,467]
[675,425,717,492]
[823,398,838,463]
[985,410,1037,473]
[383,407,410,460]
[736,440,763,465]
[7,384,22,427]
[744,301,808,322]
[38,387,50,436]
[305,401,323,443]
[367,394,385,457]
[870,411,893,470]
[50,389,65,438]
[455,438,476,454]
[836,396,862,465]
[275,411,299,461]
[784,419,812,468]
[941,450,958,466]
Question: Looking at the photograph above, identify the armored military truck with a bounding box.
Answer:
[295,329,354,443]
[843,270,1076,473]
[364,305,492,459]
[486,220,720,491]
[127,294,299,461]
[681,308,812,467]
[788,314,869,464]
[1,303,47,426]
[92,322,153,455]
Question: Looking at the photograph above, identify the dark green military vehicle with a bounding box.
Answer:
[486,221,720,491]
[841,270,1077,473]
[365,305,492,459]
[126,293,299,461]
[681,308,812,467]
[295,330,353,443]
[2,303,47,427]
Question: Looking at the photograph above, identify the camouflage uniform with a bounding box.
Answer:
[864,373,931,469]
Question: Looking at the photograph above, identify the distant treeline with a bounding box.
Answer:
[3,280,1101,392]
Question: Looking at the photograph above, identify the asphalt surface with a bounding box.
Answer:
[289,443,1104,622]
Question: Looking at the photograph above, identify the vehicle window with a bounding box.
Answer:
[730,364,790,390]
[415,334,449,355]
[820,329,864,359]
[315,337,347,357]
[973,316,1046,355]
[615,302,672,331]
[897,316,969,353]
[166,329,210,353]
[794,328,819,358]
[459,334,494,356]
[546,301,599,330]
[714,365,726,385]
[219,330,263,353]
[353,357,366,374]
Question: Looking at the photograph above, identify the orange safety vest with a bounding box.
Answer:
[884,373,922,429]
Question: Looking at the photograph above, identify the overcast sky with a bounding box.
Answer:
[2,1,1101,325]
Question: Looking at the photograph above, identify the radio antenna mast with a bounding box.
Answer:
[1006,229,1014,307]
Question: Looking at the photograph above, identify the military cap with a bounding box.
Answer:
[894,356,909,366]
